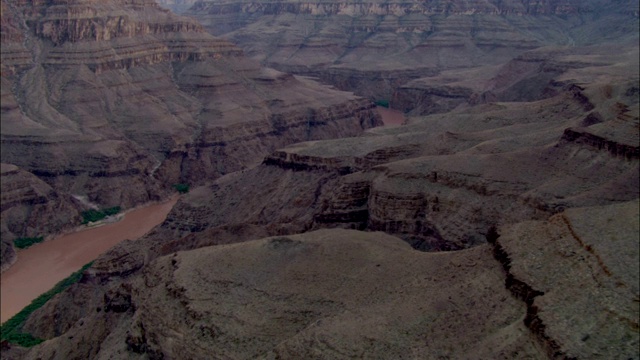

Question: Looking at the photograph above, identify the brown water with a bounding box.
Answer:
[376,107,406,127]
[0,196,178,323]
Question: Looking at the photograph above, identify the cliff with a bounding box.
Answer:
[155,0,198,13]
[0,0,381,270]
[184,0,639,102]
[68,44,639,262]
[5,35,638,359]
[13,202,638,358]
[0,163,82,272]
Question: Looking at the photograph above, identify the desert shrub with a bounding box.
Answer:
[375,99,390,108]
[0,262,93,347]
[13,236,44,249]
[103,206,121,216]
[173,183,190,194]
[2,332,43,347]
[81,209,105,223]
[81,206,121,224]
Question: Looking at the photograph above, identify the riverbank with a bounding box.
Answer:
[0,195,179,323]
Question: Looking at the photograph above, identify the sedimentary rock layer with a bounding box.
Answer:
[0,163,81,272]
[0,0,381,270]
[11,201,638,358]
[183,0,639,100]
[4,36,638,360]
[148,50,638,253]
[16,229,544,359]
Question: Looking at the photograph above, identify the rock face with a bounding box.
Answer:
[138,45,638,253]
[184,0,639,101]
[155,0,198,13]
[19,229,544,359]
[0,163,81,272]
[8,38,638,358]
[13,203,639,358]
[493,201,639,359]
[0,0,380,269]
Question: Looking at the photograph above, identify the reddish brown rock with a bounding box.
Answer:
[0,0,381,271]
[1,1,637,358]
[0,163,81,272]
[495,201,639,359]
[183,0,639,101]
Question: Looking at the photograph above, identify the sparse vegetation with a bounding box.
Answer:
[81,206,121,224]
[13,236,44,249]
[103,206,121,216]
[173,183,190,194]
[0,262,94,347]
[375,99,390,108]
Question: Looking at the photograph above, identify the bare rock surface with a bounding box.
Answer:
[143,46,638,254]
[495,200,639,358]
[7,35,638,359]
[0,0,380,270]
[13,201,639,359]
[1,1,638,358]
[19,229,544,359]
[0,163,81,272]
[183,0,639,100]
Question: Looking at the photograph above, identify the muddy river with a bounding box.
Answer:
[1,110,403,324]
[0,196,178,323]
[377,106,406,126]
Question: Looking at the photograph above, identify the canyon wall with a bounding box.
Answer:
[155,0,197,13]
[0,163,82,271]
[1,1,637,357]
[0,0,381,270]
[8,44,638,358]
[182,0,639,102]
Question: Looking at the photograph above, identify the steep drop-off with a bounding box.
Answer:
[0,163,81,271]
[5,39,638,358]
[135,46,638,255]
[180,0,639,101]
[0,0,381,270]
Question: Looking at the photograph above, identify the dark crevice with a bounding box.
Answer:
[262,156,355,175]
[487,226,577,360]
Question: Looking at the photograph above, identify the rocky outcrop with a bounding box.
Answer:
[0,1,31,76]
[561,127,640,159]
[491,201,639,359]
[391,45,634,115]
[294,66,439,102]
[0,0,381,260]
[0,163,82,272]
[5,38,638,360]
[17,229,545,359]
[189,0,638,31]
[106,52,639,261]
[13,199,639,359]
[393,82,475,115]
[184,0,639,104]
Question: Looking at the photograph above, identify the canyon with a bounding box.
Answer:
[0,0,381,270]
[1,0,639,359]
[0,195,177,323]
[176,0,639,104]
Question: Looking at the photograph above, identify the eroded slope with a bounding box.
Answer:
[182,0,639,100]
[19,229,544,359]
[0,0,380,270]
